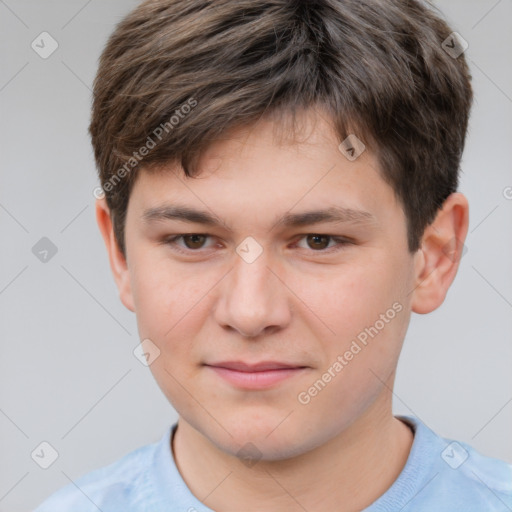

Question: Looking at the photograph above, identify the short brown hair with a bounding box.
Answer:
[89,0,473,256]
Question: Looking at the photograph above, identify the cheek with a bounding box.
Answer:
[308,258,409,386]
[129,255,223,376]
[129,248,202,332]
[132,261,210,410]
[292,257,404,338]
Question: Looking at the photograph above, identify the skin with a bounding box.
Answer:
[97,108,469,511]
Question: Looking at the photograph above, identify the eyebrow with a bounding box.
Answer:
[142,204,378,230]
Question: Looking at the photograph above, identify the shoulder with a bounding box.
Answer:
[444,437,512,501]
[33,430,169,512]
[395,416,512,511]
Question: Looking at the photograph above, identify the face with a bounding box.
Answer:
[114,109,419,460]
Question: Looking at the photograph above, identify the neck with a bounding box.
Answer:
[171,395,413,512]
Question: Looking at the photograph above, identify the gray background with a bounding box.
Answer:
[0,1,511,511]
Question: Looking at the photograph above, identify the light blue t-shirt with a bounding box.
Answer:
[34,415,512,511]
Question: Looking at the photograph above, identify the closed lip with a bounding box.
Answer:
[204,361,308,372]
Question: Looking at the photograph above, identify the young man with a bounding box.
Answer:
[35,0,512,510]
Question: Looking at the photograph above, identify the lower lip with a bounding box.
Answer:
[206,366,307,389]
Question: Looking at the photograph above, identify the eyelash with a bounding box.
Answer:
[161,234,353,255]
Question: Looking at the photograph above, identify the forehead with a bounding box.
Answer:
[128,110,403,231]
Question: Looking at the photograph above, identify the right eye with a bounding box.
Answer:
[162,234,217,253]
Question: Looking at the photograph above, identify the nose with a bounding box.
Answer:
[213,247,291,339]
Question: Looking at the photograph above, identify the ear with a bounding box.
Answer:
[411,192,469,314]
[95,198,135,312]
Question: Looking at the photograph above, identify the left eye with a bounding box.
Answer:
[295,234,350,251]
[163,234,350,253]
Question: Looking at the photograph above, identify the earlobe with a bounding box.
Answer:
[411,192,469,315]
[95,198,135,312]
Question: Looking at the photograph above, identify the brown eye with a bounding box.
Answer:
[294,234,352,253]
[182,234,207,249]
[306,234,330,250]
[162,233,218,255]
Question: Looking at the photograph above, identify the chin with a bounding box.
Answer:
[207,413,317,462]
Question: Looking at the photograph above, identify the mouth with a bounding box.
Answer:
[203,361,309,389]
